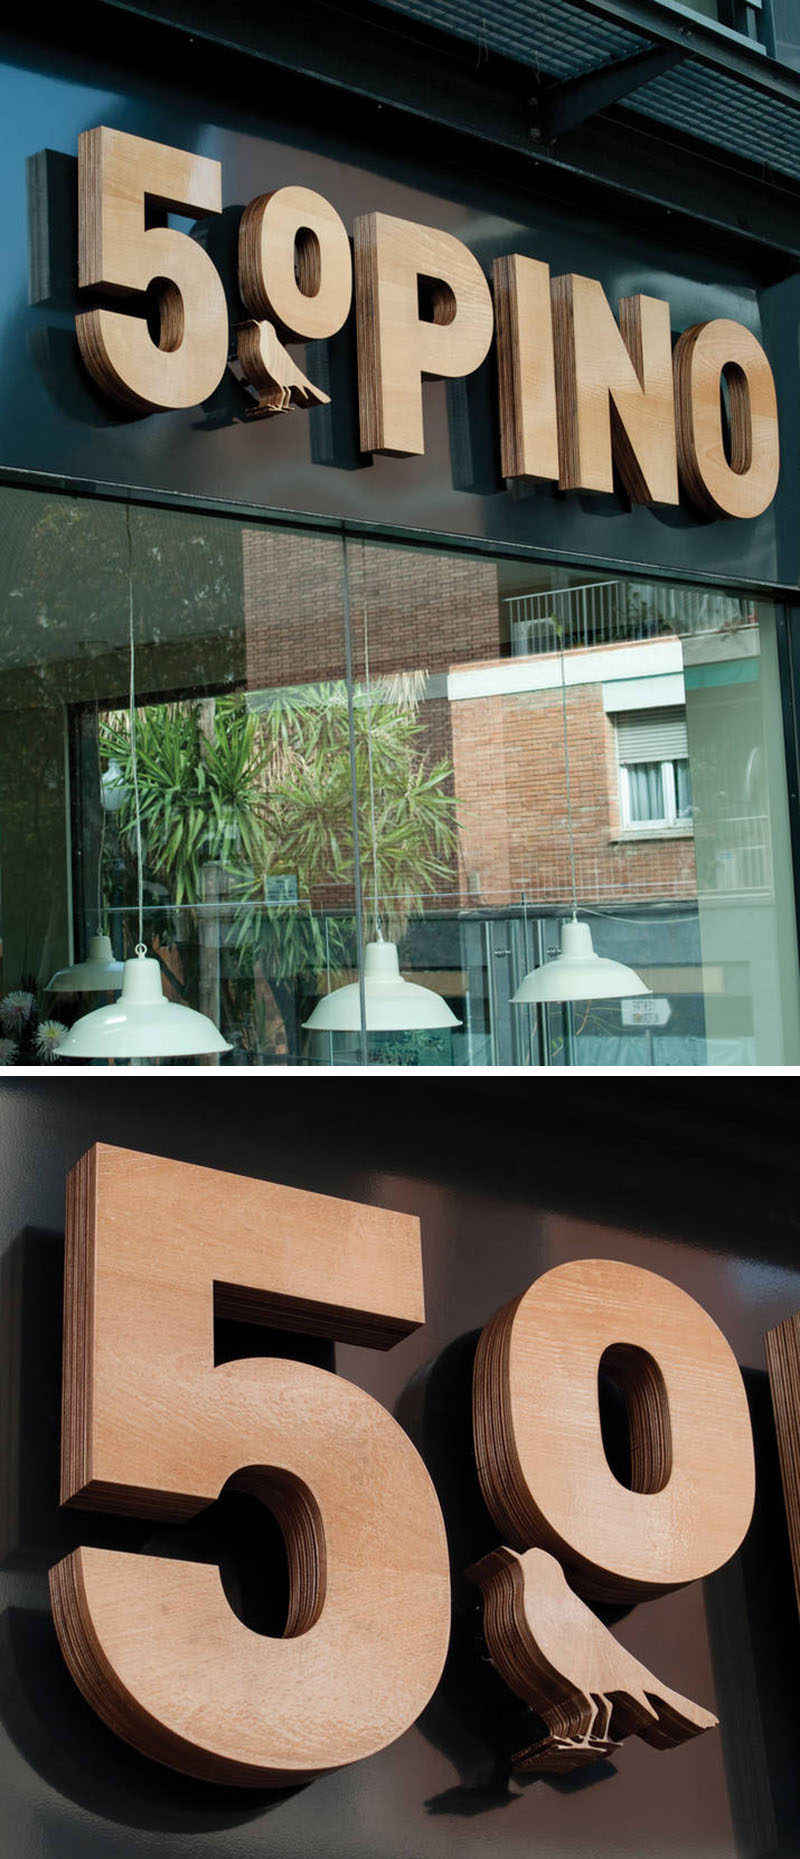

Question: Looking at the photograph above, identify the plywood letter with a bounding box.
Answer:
[77,126,229,412]
[493,254,560,483]
[674,318,779,518]
[354,211,494,454]
[552,275,679,503]
[50,1145,450,1785]
[239,185,352,340]
[765,1309,800,1618]
[473,1258,754,1604]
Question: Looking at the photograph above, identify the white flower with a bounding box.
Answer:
[0,991,35,1033]
[0,1037,18,1065]
[35,1020,68,1063]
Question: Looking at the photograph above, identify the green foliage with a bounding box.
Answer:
[101,699,270,908]
[256,680,460,938]
[99,679,461,1054]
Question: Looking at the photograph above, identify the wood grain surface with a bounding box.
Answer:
[674,318,780,518]
[468,1544,717,1772]
[765,1308,800,1618]
[76,126,229,412]
[493,253,560,484]
[50,1145,450,1785]
[551,275,679,503]
[354,210,494,454]
[236,320,331,416]
[473,1258,755,1604]
[238,185,352,340]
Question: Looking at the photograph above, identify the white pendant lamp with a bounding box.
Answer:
[48,933,124,994]
[512,916,650,1004]
[101,756,127,812]
[56,509,229,1063]
[57,945,230,1057]
[304,932,460,1032]
[303,573,459,1040]
[512,625,650,1008]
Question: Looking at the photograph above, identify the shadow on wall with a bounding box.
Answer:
[0,1224,336,1832]
[395,1329,619,1816]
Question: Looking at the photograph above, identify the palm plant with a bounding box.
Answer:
[101,699,270,907]
[257,679,460,939]
[99,677,461,1057]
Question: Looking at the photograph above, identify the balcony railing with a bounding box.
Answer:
[505,580,753,655]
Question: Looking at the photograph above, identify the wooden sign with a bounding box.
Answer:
[51,1162,765,1788]
[470,1259,755,1772]
[467,1545,716,1772]
[49,1144,451,1786]
[73,126,781,520]
[551,276,679,504]
[493,253,560,483]
[237,185,351,417]
[674,318,780,519]
[76,126,229,413]
[353,210,494,455]
[765,1309,800,1616]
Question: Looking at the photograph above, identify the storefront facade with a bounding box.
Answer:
[5,2,800,1065]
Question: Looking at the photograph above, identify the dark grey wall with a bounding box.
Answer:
[1,1076,799,1859]
[3,20,798,589]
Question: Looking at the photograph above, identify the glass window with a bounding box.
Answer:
[655,0,763,43]
[616,709,693,831]
[0,483,798,1067]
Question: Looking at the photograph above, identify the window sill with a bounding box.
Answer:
[612,827,695,844]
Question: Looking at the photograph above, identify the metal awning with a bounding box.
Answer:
[368,0,800,184]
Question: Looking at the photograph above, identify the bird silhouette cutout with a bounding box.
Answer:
[236,320,331,416]
[467,1545,717,1773]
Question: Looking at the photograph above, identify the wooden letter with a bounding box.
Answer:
[354,211,494,455]
[765,1309,800,1617]
[470,1259,753,1772]
[674,318,779,519]
[77,126,229,412]
[239,185,352,339]
[473,1258,755,1604]
[50,1145,450,1786]
[551,275,679,503]
[493,254,560,483]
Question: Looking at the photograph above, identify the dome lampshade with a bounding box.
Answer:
[512,918,651,1005]
[56,947,231,1059]
[304,938,460,1033]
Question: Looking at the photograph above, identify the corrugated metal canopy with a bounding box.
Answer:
[369,0,800,183]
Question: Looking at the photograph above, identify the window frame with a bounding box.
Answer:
[619,756,693,833]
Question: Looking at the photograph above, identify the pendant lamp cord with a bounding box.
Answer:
[362,572,382,941]
[125,505,145,953]
[559,625,579,921]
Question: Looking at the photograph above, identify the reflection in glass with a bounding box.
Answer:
[0,483,797,1066]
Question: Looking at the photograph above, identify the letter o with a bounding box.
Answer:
[473,1258,755,1603]
[239,185,352,340]
[674,318,779,519]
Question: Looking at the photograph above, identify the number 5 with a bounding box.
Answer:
[50,1145,450,1785]
[77,127,229,412]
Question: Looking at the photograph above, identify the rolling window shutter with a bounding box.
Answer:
[616,708,688,764]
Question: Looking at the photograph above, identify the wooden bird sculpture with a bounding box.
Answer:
[468,1545,717,1773]
[236,320,331,416]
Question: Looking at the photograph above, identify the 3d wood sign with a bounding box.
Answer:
[75,125,780,520]
[51,1145,758,1789]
